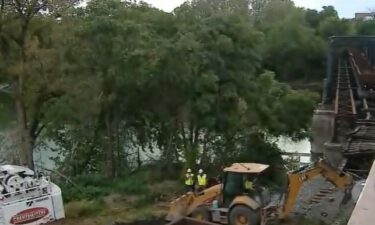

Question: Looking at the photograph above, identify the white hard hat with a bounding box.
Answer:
[187,168,192,173]
[199,169,203,174]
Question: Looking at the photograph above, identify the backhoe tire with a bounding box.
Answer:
[191,206,211,221]
[229,205,259,225]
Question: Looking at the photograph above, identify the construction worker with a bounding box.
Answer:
[196,169,207,192]
[244,175,255,194]
[185,168,194,192]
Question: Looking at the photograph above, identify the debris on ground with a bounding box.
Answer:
[292,176,364,224]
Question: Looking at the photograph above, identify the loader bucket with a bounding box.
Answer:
[166,184,222,222]
[166,192,195,221]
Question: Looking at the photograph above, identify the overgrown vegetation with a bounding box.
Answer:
[62,174,146,201]
[58,165,183,201]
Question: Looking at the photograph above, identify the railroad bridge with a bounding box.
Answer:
[312,36,375,177]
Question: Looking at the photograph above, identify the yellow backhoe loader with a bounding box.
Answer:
[166,160,353,225]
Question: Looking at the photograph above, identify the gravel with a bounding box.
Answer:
[290,175,361,224]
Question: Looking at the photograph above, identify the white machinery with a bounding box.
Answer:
[0,165,65,225]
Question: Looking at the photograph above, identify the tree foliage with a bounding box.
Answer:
[355,20,375,35]
[8,0,373,180]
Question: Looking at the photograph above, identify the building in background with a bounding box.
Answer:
[355,12,375,20]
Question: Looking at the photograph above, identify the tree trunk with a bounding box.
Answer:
[115,121,121,176]
[137,147,142,169]
[199,133,209,168]
[15,87,34,170]
[164,133,174,175]
[8,0,38,171]
[17,17,34,169]
[105,112,115,179]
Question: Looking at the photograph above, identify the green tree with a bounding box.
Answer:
[262,16,325,81]
[0,0,72,169]
[305,9,320,28]
[356,20,375,35]
[318,17,353,39]
[319,6,338,20]
[258,0,295,27]
[0,0,320,182]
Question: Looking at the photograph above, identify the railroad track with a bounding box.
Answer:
[334,58,357,142]
[333,50,375,176]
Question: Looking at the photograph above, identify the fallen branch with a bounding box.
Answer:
[39,166,84,192]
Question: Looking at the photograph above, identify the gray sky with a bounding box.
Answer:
[142,0,375,18]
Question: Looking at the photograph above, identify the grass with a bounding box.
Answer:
[128,207,155,221]
[64,200,105,218]
[133,193,159,209]
[61,194,169,225]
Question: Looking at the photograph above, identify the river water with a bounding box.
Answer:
[31,137,311,171]
[276,137,311,163]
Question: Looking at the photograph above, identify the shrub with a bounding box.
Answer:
[82,185,110,199]
[114,178,148,195]
[113,170,149,194]
[74,174,112,187]
[59,164,177,202]
[60,183,110,202]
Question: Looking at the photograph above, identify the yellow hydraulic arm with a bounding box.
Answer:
[278,160,353,219]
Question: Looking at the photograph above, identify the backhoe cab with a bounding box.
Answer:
[211,163,271,225]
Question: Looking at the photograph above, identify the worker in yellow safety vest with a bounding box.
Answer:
[185,168,194,192]
[244,175,255,194]
[196,169,207,192]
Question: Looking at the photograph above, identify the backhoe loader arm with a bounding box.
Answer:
[278,160,353,219]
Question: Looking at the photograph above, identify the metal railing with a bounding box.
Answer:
[0,183,52,206]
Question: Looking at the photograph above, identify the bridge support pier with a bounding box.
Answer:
[311,108,336,161]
